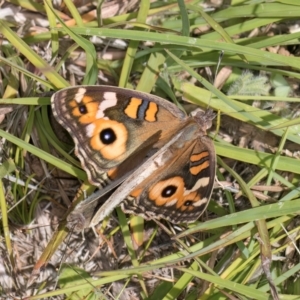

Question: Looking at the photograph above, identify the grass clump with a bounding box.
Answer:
[0,0,300,299]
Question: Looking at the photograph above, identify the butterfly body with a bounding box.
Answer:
[51,86,215,225]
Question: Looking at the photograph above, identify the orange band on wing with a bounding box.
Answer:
[190,160,210,175]
[124,98,142,119]
[124,98,158,122]
[190,151,209,162]
[145,102,158,122]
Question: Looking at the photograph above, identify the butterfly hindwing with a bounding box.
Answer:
[121,124,215,223]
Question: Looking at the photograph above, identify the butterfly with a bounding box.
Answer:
[51,86,216,227]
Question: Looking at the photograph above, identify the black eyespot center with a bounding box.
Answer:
[184,200,193,207]
[78,105,87,114]
[100,128,116,145]
[161,185,177,198]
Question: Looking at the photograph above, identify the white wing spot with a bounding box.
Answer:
[86,123,95,137]
[96,92,118,118]
[184,177,210,195]
[193,198,208,207]
[74,88,87,103]
[165,199,177,207]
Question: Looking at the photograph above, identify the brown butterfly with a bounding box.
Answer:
[51,86,215,226]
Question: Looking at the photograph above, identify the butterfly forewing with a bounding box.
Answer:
[51,86,188,188]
